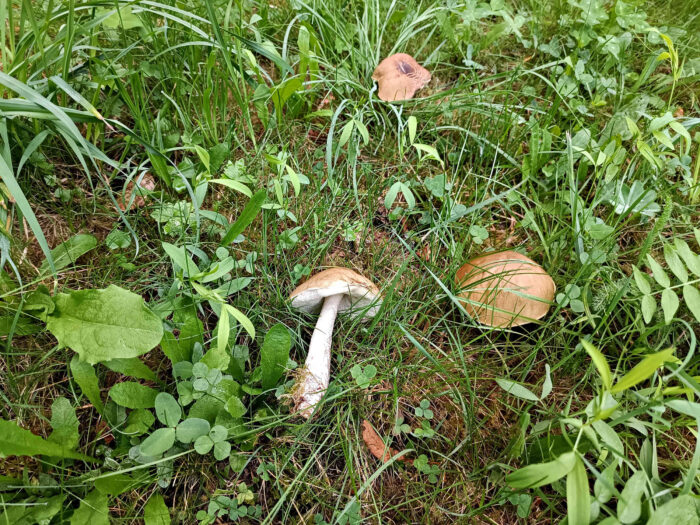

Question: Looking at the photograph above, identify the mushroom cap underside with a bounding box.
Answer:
[290,267,382,318]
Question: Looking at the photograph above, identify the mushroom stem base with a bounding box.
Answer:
[294,293,342,418]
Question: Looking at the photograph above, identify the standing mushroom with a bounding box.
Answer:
[455,251,555,328]
[372,53,431,102]
[290,268,382,418]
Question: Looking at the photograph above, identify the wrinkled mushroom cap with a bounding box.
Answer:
[372,53,431,102]
[290,268,382,319]
[455,251,555,328]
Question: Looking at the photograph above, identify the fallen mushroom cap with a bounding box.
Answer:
[455,251,555,328]
[372,53,431,102]
[290,267,382,318]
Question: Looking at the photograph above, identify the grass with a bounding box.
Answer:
[1,0,699,523]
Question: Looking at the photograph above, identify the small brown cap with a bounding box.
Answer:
[372,53,431,102]
[290,268,381,319]
[455,251,555,328]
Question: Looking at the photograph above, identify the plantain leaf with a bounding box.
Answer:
[109,382,158,409]
[144,492,171,525]
[261,323,291,389]
[46,285,163,364]
[39,234,97,275]
[0,419,93,461]
[506,451,576,488]
[70,356,104,413]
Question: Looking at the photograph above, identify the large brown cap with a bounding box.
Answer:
[290,268,382,319]
[455,251,556,328]
[372,53,431,102]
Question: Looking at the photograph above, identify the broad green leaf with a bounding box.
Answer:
[162,242,200,278]
[646,255,670,287]
[94,473,141,495]
[582,340,612,390]
[413,143,444,167]
[632,266,651,294]
[641,294,656,324]
[284,164,301,196]
[611,348,675,393]
[225,396,247,418]
[661,288,679,324]
[177,314,203,360]
[46,285,163,364]
[354,119,370,146]
[102,357,156,381]
[144,492,171,525]
[221,189,266,245]
[663,245,688,282]
[665,399,700,420]
[39,233,97,275]
[338,120,355,147]
[175,418,210,443]
[384,181,402,209]
[592,420,624,456]
[200,343,230,371]
[0,419,92,460]
[124,409,155,436]
[99,5,143,30]
[617,470,646,524]
[674,239,700,276]
[566,458,590,525]
[506,451,577,488]
[495,378,540,402]
[70,356,104,413]
[223,304,255,339]
[261,323,291,389]
[194,435,213,454]
[160,331,188,365]
[187,395,224,423]
[214,440,231,461]
[155,393,181,427]
[139,428,175,456]
[48,397,79,450]
[647,495,700,525]
[683,285,700,323]
[209,178,252,197]
[109,382,158,409]
[593,462,617,504]
[70,489,109,525]
[541,364,553,399]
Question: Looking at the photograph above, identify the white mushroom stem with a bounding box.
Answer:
[296,293,343,418]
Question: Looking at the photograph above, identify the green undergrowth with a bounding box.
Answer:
[0,0,699,523]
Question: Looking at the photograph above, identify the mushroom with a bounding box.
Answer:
[290,268,382,417]
[455,251,555,328]
[372,53,431,102]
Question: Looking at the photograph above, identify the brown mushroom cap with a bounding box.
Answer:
[290,268,381,319]
[455,251,556,328]
[372,53,431,102]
